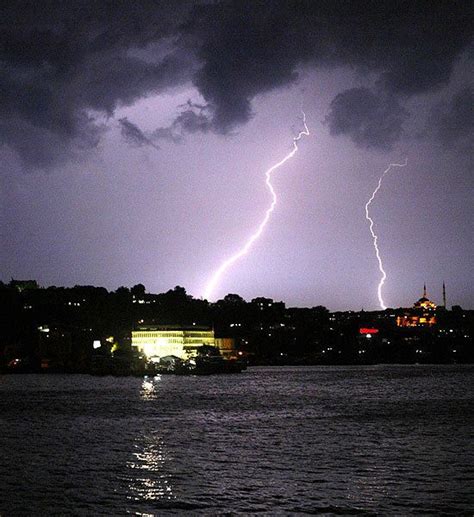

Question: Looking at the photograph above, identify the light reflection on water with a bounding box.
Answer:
[127,434,174,503]
[0,365,473,514]
[140,375,161,400]
[130,376,175,504]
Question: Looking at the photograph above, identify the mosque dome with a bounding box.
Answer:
[413,285,437,310]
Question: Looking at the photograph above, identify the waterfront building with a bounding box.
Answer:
[132,325,217,361]
[214,337,237,359]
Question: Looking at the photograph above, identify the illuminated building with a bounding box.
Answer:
[359,328,379,335]
[396,284,439,327]
[132,325,236,361]
[214,338,237,359]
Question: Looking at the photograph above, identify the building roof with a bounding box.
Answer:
[135,324,212,331]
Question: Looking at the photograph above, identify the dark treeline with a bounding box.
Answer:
[1,280,473,372]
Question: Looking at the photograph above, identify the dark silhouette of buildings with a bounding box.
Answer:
[0,280,472,373]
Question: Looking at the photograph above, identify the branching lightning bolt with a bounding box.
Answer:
[365,159,407,310]
[203,112,310,301]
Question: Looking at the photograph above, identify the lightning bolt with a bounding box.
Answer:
[203,112,310,301]
[365,159,408,310]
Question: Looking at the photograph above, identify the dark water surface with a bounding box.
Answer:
[1,365,473,515]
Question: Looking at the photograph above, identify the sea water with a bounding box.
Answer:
[1,365,473,515]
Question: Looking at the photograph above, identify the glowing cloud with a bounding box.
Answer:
[365,159,408,310]
[203,112,310,301]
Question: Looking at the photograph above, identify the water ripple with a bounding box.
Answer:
[0,365,473,515]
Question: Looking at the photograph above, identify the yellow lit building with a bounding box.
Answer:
[396,284,438,327]
[132,325,216,361]
[215,338,237,359]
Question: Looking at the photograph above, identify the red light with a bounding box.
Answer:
[359,328,379,335]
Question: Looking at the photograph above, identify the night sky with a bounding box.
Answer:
[1,1,473,310]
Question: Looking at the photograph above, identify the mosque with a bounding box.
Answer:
[396,283,446,327]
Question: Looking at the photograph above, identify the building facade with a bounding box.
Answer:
[132,325,216,360]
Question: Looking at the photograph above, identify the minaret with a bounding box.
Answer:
[443,282,446,308]
[423,283,427,297]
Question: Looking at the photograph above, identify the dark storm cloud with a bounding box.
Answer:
[0,110,105,168]
[429,86,474,149]
[184,0,472,133]
[0,0,196,168]
[173,102,212,134]
[0,0,472,168]
[152,109,211,142]
[118,101,212,147]
[152,101,212,143]
[325,88,409,151]
[118,117,160,150]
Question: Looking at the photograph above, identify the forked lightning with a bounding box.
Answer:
[203,113,310,301]
[365,159,408,309]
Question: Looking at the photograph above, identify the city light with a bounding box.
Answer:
[359,328,379,335]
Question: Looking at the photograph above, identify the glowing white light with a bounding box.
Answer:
[365,159,408,310]
[203,112,310,301]
[93,340,101,349]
